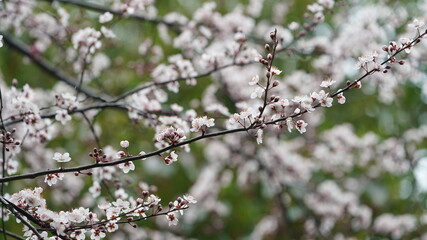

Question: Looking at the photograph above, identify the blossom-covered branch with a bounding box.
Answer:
[2,27,425,184]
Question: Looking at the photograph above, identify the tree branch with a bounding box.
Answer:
[44,0,181,32]
[0,197,43,240]
[0,31,109,102]
[0,230,26,240]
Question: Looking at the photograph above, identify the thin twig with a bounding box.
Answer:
[81,112,101,148]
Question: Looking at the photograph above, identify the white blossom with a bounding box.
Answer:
[249,75,259,85]
[118,161,135,173]
[251,86,264,99]
[120,140,129,148]
[101,26,116,38]
[337,90,346,104]
[166,213,178,226]
[99,12,113,23]
[320,79,336,88]
[190,116,215,132]
[164,151,178,165]
[270,66,282,76]
[55,109,71,125]
[256,129,263,144]
[296,120,308,134]
[53,152,71,163]
[408,18,425,29]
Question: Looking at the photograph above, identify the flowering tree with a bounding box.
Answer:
[1,0,427,239]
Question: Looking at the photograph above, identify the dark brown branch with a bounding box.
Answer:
[0,126,247,183]
[0,197,43,240]
[1,102,124,127]
[66,204,186,231]
[0,31,109,102]
[43,0,181,32]
[0,230,26,240]
[1,100,169,129]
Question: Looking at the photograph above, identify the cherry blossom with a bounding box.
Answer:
[44,173,64,186]
[249,75,259,85]
[190,116,215,133]
[105,221,119,232]
[120,140,129,148]
[118,161,135,173]
[90,229,106,240]
[336,90,346,104]
[166,213,179,226]
[6,159,18,175]
[296,120,308,134]
[250,86,264,99]
[55,109,71,125]
[164,151,178,165]
[72,27,102,54]
[320,79,336,88]
[256,129,263,144]
[270,66,282,76]
[408,18,425,29]
[52,152,71,163]
[99,12,113,23]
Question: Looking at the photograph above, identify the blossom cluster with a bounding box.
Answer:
[6,187,196,239]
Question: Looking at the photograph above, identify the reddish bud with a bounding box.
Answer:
[297,30,307,38]
[270,30,277,40]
